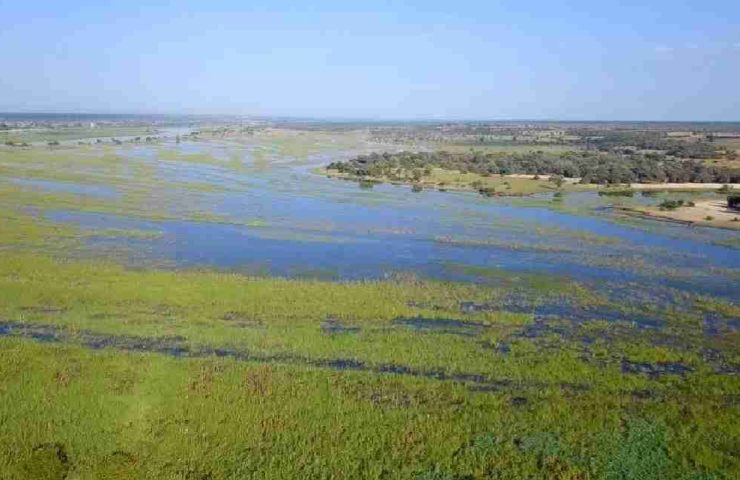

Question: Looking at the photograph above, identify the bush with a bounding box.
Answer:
[658,199,684,210]
[728,195,740,211]
[599,189,634,197]
[549,175,564,188]
[330,150,740,185]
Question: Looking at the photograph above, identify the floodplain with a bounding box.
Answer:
[0,124,738,479]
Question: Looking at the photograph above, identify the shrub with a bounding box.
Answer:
[478,187,497,197]
[599,189,634,197]
[718,184,733,194]
[658,199,684,210]
[728,195,740,211]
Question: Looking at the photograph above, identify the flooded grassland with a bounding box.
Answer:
[0,130,738,479]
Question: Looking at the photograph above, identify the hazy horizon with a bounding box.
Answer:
[2,1,739,121]
[4,111,740,124]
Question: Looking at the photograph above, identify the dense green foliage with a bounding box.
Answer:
[329,151,740,184]
[729,195,740,210]
[585,131,734,159]
[1,251,739,479]
[658,199,695,210]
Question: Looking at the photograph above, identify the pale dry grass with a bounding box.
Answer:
[631,200,740,229]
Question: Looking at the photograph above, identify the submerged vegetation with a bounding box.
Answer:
[1,245,739,479]
[0,122,739,479]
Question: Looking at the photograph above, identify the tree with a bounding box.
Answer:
[728,195,740,211]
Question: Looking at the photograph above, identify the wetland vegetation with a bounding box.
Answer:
[327,148,740,187]
[0,117,738,479]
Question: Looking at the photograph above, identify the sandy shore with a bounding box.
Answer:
[480,177,739,191]
[628,183,740,191]
[617,200,740,230]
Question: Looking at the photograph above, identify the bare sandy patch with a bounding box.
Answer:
[621,200,740,230]
[629,183,740,191]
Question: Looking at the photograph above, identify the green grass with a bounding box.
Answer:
[0,236,738,478]
[430,143,579,154]
[0,126,154,144]
[325,166,591,196]
[0,138,739,479]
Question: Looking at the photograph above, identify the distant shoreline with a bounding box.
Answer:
[323,167,739,195]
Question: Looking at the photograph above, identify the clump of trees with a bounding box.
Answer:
[3,140,29,147]
[598,189,634,197]
[327,150,740,185]
[658,199,694,210]
[586,131,732,159]
[729,195,740,211]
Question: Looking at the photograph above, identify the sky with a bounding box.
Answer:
[1,0,739,120]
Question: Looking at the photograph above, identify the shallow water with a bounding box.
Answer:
[28,139,740,301]
[5,177,120,199]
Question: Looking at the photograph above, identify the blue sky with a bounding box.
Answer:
[1,0,739,120]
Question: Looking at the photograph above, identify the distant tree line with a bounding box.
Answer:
[328,151,740,184]
[369,125,737,161]
[585,131,732,159]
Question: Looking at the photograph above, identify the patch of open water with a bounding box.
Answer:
[4,177,120,199]
[34,143,740,302]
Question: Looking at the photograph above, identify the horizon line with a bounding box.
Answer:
[1,111,740,124]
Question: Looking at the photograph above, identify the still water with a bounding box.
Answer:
[37,140,740,301]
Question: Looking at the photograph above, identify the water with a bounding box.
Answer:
[5,177,120,199]
[28,140,740,302]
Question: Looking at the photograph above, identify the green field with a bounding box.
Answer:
[0,127,156,145]
[325,167,591,196]
[0,200,738,479]
[2,250,740,479]
[430,143,579,154]
[0,131,739,479]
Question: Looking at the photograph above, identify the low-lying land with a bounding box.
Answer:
[367,121,740,165]
[325,150,740,204]
[1,246,739,479]
[629,183,740,191]
[327,150,740,186]
[325,166,588,196]
[617,199,740,230]
[0,121,739,479]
